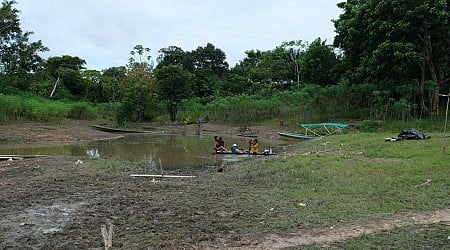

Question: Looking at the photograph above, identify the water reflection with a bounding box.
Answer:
[0,134,282,171]
[214,153,224,171]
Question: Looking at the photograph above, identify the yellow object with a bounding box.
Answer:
[251,142,259,154]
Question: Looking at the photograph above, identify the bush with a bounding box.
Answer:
[0,91,101,121]
[355,120,382,132]
[67,103,97,120]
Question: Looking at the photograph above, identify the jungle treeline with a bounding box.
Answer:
[1,0,449,125]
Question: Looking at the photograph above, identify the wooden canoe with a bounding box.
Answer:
[278,123,351,140]
[90,125,150,133]
[277,132,319,140]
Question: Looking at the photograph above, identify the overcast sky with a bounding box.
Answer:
[17,0,342,70]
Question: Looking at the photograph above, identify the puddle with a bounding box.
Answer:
[2,202,82,237]
[0,134,283,170]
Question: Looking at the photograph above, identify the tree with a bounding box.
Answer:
[280,40,307,88]
[0,0,48,89]
[117,45,157,123]
[46,55,87,97]
[242,46,292,92]
[334,0,450,116]
[187,43,229,75]
[103,66,127,83]
[300,38,338,86]
[231,45,298,93]
[185,43,229,101]
[156,46,186,68]
[82,70,121,103]
[155,64,192,121]
[101,66,127,102]
[228,50,263,95]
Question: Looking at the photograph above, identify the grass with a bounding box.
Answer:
[297,223,450,249]
[213,130,449,247]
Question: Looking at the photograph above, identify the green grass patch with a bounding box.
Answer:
[0,93,101,121]
[218,132,450,233]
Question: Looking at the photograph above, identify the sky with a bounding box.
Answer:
[16,0,342,70]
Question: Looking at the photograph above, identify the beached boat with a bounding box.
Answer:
[278,123,351,140]
[90,125,150,133]
[277,132,319,140]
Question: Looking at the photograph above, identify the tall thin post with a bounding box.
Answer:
[438,93,450,153]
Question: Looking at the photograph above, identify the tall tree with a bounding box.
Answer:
[334,0,450,115]
[0,0,48,89]
[156,46,186,68]
[187,43,229,76]
[226,50,263,95]
[300,38,338,86]
[117,45,157,123]
[46,55,87,97]
[280,40,307,88]
[155,64,191,121]
[185,43,229,100]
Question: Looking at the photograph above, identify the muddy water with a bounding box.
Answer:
[0,134,281,170]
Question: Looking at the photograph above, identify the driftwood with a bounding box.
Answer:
[50,76,61,98]
[130,174,196,178]
[0,155,46,161]
[414,179,432,187]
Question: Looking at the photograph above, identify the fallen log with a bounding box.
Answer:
[0,155,46,161]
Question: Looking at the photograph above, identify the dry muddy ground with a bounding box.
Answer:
[0,120,449,249]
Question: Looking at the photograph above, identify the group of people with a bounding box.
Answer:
[214,136,259,154]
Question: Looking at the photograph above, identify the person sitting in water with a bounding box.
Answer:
[250,139,259,154]
[230,143,243,154]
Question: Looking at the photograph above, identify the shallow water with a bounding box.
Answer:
[1,134,282,171]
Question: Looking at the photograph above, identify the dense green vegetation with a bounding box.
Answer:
[1,0,450,125]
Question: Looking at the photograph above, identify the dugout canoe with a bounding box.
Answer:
[90,125,150,133]
[276,132,319,140]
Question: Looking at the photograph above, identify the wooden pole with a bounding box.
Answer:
[50,76,60,98]
[159,158,163,175]
[438,93,450,153]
